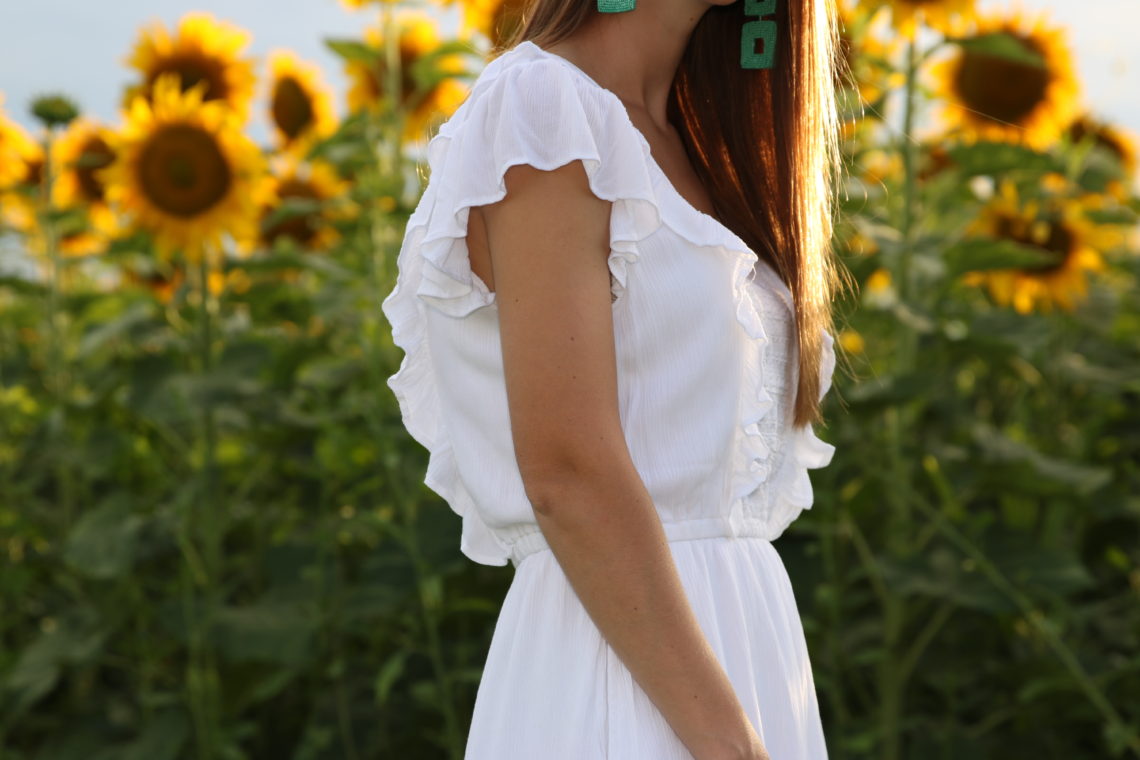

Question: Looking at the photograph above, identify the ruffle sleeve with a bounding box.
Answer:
[380,55,662,566]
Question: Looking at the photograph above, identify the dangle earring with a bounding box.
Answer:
[741,0,778,69]
[594,0,778,69]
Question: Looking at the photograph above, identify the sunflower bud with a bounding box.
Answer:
[30,94,79,129]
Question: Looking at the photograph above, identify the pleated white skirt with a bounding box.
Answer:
[463,535,830,759]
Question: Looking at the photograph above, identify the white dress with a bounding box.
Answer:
[381,39,837,760]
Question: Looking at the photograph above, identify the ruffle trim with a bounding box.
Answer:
[749,327,838,537]
[381,48,661,565]
[640,148,838,532]
[381,216,513,565]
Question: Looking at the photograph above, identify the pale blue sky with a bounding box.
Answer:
[0,0,1136,146]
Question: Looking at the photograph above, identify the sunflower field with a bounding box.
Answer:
[1,0,1138,758]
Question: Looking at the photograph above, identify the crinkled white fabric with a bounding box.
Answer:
[465,536,829,759]
[380,39,836,759]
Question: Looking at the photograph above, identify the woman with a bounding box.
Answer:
[381,0,847,756]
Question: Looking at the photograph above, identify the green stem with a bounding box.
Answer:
[820,514,850,759]
[197,252,220,577]
[39,127,76,526]
[403,504,465,759]
[876,39,925,759]
[183,251,222,760]
[899,35,919,322]
[843,505,903,759]
[373,10,462,756]
[202,252,223,759]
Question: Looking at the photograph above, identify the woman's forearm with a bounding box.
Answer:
[525,458,763,760]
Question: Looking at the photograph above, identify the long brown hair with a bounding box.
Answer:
[490,0,846,429]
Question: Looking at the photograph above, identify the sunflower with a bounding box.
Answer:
[1065,113,1138,200]
[267,50,338,154]
[23,220,107,258]
[344,10,470,144]
[1,104,39,231]
[122,261,185,304]
[859,147,905,187]
[125,12,257,122]
[51,118,120,237]
[101,73,271,264]
[916,141,955,182]
[838,328,866,355]
[1,97,40,189]
[857,0,976,38]
[928,8,1080,151]
[459,0,530,49]
[124,259,249,301]
[836,0,905,137]
[961,179,1114,314]
[243,156,351,253]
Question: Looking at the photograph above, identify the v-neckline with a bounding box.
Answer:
[523,43,754,251]
[517,41,793,308]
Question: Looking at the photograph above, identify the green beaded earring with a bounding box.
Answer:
[594,0,777,69]
[741,0,778,69]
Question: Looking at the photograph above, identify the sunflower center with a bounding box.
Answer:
[76,136,115,203]
[994,213,1073,273]
[137,124,231,217]
[20,158,44,188]
[272,76,314,141]
[1070,119,1128,164]
[954,34,1050,127]
[263,178,321,245]
[147,54,228,102]
[363,43,418,105]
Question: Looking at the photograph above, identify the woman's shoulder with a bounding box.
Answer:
[431,40,621,147]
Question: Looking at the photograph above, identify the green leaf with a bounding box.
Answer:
[324,39,378,62]
[882,549,1012,613]
[298,355,364,389]
[987,538,1095,595]
[261,197,324,230]
[947,32,1047,68]
[63,497,146,580]
[1084,207,1139,226]
[374,651,409,705]
[943,237,1060,278]
[944,140,1058,176]
[0,274,48,296]
[77,302,155,359]
[211,599,320,665]
[2,616,107,716]
[118,709,190,760]
[971,423,1113,496]
[844,370,942,411]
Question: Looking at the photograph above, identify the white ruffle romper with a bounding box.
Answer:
[381,40,837,760]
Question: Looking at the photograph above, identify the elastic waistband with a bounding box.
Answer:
[505,514,778,569]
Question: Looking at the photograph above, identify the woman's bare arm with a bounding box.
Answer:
[476,160,768,760]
